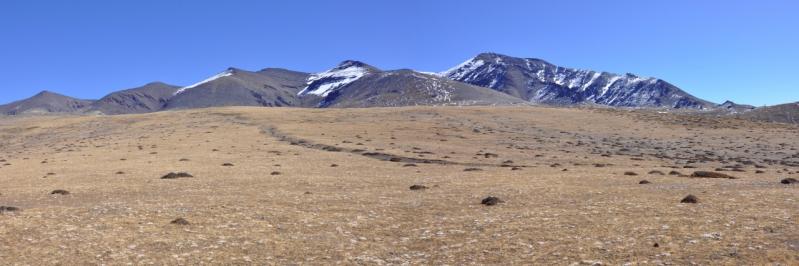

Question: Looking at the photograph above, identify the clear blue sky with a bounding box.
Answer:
[1,0,797,106]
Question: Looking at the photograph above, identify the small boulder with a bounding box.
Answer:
[161,172,194,179]
[681,195,699,204]
[481,196,503,206]
[170,218,190,225]
[691,171,736,179]
[0,206,21,213]
[409,185,428,191]
[50,189,70,195]
[781,178,798,184]
[639,180,651,184]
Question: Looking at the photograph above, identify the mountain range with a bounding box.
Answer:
[1,52,793,122]
[442,53,713,109]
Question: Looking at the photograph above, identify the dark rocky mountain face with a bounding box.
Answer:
[442,53,714,109]
[0,91,93,115]
[298,60,380,98]
[163,68,311,110]
[89,82,180,115]
[719,100,755,109]
[717,100,756,113]
[298,61,526,108]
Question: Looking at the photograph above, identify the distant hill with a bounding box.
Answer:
[164,67,310,110]
[90,82,180,115]
[0,91,92,115]
[738,102,799,124]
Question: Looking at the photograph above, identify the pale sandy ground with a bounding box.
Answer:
[0,106,797,265]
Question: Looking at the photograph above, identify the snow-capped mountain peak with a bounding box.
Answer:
[298,60,377,97]
[441,53,515,89]
[441,52,712,109]
[175,69,235,95]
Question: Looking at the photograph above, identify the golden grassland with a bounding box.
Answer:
[0,106,797,265]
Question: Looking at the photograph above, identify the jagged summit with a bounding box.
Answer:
[474,52,548,63]
[442,53,712,109]
[336,60,380,71]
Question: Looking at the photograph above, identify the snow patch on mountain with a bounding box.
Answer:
[601,76,622,96]
[411,72,453,102]
[416,71,441,76]
[580,72,602,91]
[441,57,485,81]
[175,70,234,95]
[299,63,370,97]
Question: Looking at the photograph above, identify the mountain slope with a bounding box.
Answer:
[738,102,799,124]
[164,68,310,110]
[442,53,714,109]
[301,61,526,108]
[90,82,180,115]
[0,91,93,115]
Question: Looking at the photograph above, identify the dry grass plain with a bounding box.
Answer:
[0,106,797,265]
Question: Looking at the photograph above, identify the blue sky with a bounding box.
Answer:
[1,0,797,106]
